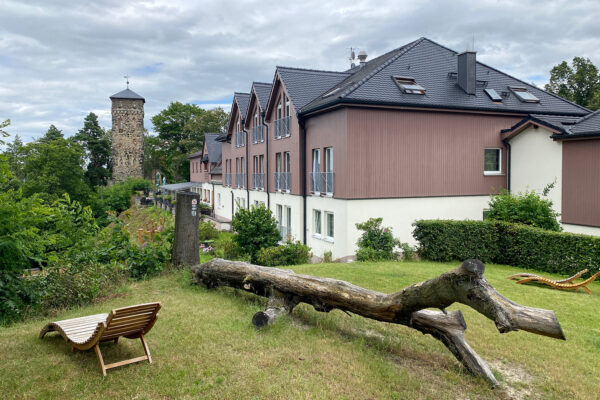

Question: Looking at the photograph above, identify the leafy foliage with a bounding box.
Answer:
[232,204,281,263]
[150,102,228,182]
[255,241,311,266]
[355,218,399,261]
[486,188,561,231]
[74,113,112,187]
[545,57,600,110]
[198,218,219,242]
[413,219,600,277]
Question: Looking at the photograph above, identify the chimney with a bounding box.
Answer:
[457,51,476,95]
[357,50,368,66]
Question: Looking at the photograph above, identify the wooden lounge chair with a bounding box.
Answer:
[508,269,600,295]
[40,302,161,376]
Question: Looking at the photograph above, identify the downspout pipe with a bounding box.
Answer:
[244,128,250,208]
[503,139,511,192]
[262,110,270,209]
[299,115,307,245]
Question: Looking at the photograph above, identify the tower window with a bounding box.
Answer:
[118,119,123,132]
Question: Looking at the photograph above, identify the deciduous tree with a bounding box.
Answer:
[545,57,600,110]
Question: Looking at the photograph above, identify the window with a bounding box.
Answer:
[118,119,123,132]
[285,96,290,118]
[484,148,501,175]
[277,98,282,119]
[218,194,221,207]
[325,147,333,194]
[510,87,540,103]
[284,152,290,174]
[285,206,291,237]
[484,88,503,103]
[393,76,426,94]
[313,210,322,236]
[325,212,334,240]
[276,204,283,225]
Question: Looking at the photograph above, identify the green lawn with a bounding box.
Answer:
[1,261,599,399]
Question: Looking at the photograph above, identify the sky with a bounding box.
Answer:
[1,0,599,142]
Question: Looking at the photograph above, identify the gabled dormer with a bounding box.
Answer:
[226,92,250,148]
[244,82,272,144]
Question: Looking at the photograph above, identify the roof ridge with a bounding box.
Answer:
[276,65,350,75]
[340,38,425,99]
[253,81,272,86]
[573,108,600,123]
[234,92,250,96]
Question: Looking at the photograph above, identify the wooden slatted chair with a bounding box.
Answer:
[508,270,600,295]
[40,302,161,376]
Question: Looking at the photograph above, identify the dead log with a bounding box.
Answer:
[191,258,565,386]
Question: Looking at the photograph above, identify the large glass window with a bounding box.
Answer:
[484,148,501,175]
[313,210,322,236]
[325,212,334,239]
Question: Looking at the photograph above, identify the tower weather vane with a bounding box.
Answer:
[124,75,130,89]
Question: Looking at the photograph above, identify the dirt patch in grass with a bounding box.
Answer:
[489,360,535,400]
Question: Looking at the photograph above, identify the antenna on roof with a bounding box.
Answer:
[124,75,130,89]
[349,47,357,68]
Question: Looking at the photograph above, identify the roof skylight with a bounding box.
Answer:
[484,88,503,103]
[510,87,540,103]
[393,76,426,95]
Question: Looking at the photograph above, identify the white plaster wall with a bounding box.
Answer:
[248,190,268,208]
[269,193,303,243]
[212,186,248,221]
[305,195,490,260]
[562,223,600,237]
[306,196,349,259]
[509,127,562,215]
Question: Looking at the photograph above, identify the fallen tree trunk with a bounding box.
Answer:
[191,258,565,386]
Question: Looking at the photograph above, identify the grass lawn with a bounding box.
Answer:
[1,261,599,399]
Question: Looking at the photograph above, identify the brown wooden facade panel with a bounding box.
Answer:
[345,108,521,199]
[562,139,600,227]
[305,109,348,197]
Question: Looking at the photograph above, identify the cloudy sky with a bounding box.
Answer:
[1,0,599,142]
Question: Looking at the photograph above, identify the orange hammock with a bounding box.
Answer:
[508,269,600,295]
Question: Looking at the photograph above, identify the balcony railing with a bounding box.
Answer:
[234,131,245,147]
[251,126,264,144]
[235,173,245,188]
[224,173,232,187]
[309,172,334,195]
[274,172,290,192]
[278,224,290,241]
[252,173,265,190]
[273,116,290,139]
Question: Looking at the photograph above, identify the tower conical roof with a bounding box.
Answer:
[110,88,145,102]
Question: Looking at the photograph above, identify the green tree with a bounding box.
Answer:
[20,136,90,203]
[545,57,600,110]
[0,119,9,145]
[74,113,111,187]
[231,204,281,263]
[151,103,227,182]
[39,125,64,142]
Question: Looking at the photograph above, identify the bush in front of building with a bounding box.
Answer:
[486,188,561,231]
[412,219,600,277]
[255,241,311,267]
[198,217,219,242]
[355,218,399,261]
[232,205,281,263]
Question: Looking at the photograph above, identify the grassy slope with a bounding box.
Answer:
[1,261,599,399]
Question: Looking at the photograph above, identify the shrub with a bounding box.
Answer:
[486,189,561,231]
[399,242,416,261]
[323,250,333,263]
[355,218,399,261]
[199,218,219,242]
[232,205,280,263]
[214,234,247,261]
[256,241,311,267]
[413,219,600,277]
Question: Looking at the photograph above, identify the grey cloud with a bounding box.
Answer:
[0,0,599,142]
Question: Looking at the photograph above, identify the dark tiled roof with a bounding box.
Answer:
[234,92,251,120]
[204,133,222,163]
[188,150,203,159]
[277,67,350,110]
[568,110,600,136]
[253,82,273,110]
[210,165,222,175]
[301,38,589,117]
[503,111,600,139]
[110,88,145,102]
[529,114,581,131]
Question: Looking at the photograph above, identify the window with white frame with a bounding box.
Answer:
[484,148,501,175]
[313,209,322,236]
[285,206,291,235]
[218,193,221,207]
[325,212,334,240]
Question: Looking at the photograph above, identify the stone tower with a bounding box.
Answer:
[110,87,145,181]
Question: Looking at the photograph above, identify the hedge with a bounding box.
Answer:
[412,219,600,277]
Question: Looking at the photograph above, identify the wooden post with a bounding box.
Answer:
[137,228,144,245]
[172,191,200,267]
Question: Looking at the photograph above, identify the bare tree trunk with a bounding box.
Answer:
[172,191,200,266]
[191,258,564,386]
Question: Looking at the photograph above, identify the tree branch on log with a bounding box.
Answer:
[191,258,565,387]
